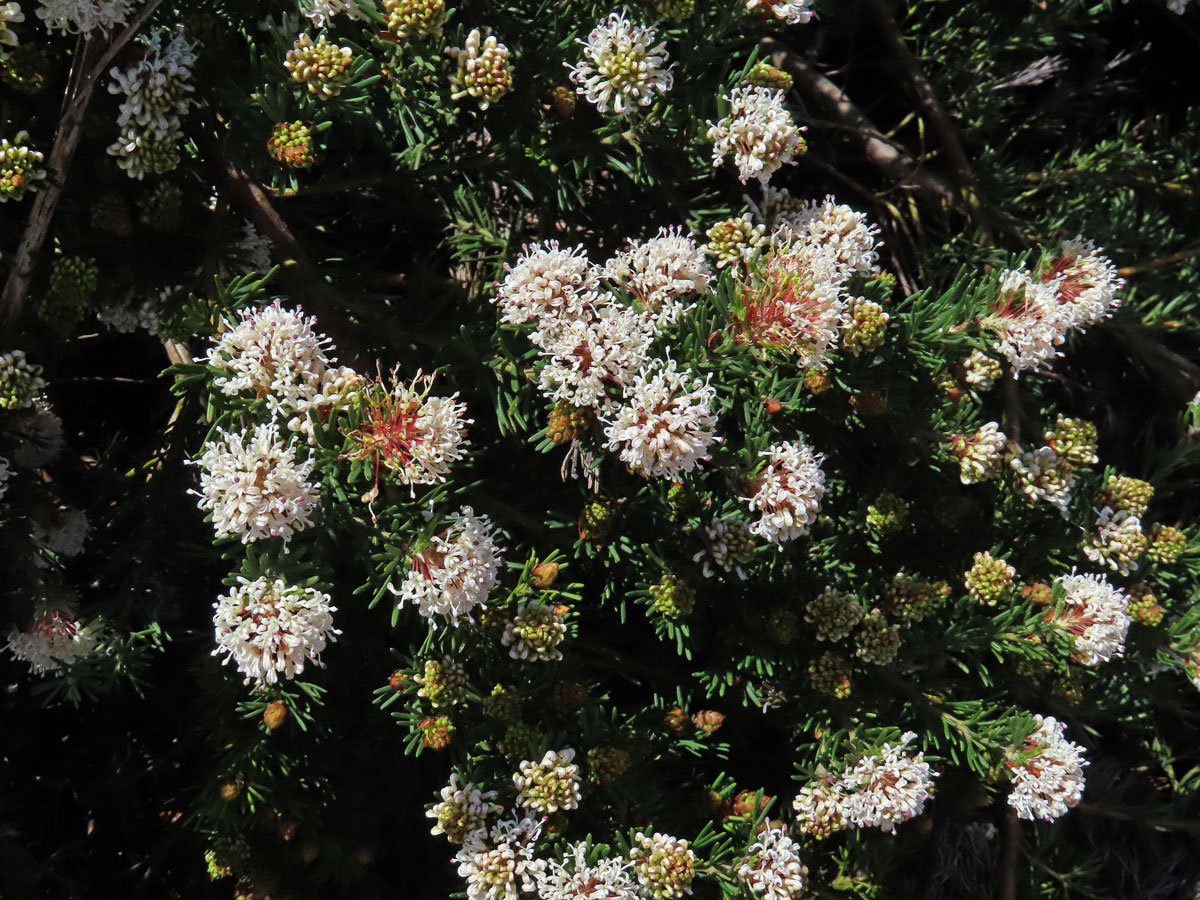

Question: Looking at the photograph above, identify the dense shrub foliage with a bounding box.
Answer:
[2,1,1200,898]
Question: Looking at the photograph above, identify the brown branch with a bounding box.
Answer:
[1117,243,1200,277]
[998,807,1021,900]
[208,146,360,364]
[759,37,959,208]
[0,0,165,324]
[863,0,997,243]
[1003,373,1021,445]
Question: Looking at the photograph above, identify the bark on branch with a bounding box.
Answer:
[760,36,959,208]
[0,0,165,324]
[863,0,998,242]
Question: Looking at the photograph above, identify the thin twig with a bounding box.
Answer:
[863,0,998,243]
[0,0,166,323]
[1117,244,1200,277]
[1003,373,1021,445]
[998,806,1021,900]
[759,37,960,207]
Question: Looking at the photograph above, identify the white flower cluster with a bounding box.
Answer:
[495,232,716,476]
[735,234,845,367]
[984,239,1124,373]
[1050,571,1130,666]
[457,817,546,900]
[693,516,755,580]
[348,372,471,486]
[513,749,581,814]
[536,842,638,900]
[791,777,849,837]
[1081,505,1145,576]
[391,507,502,625]
[629,831,695,900]
[1,2,23,56]
[951,422,1007,485]
[192,421,319,545]
[778,194,882,278]
[603,227,711,327]
[303,0,376,27]
[1007,715,1088,821]
[212,575,339,684]
[5,611,99,675]
[743,439,827,543]
[428,774,501,844]
[602,358,718,478]
[1009,446,1075,517]
[736,826,806,900]
[534,298,656,409]
[31,508,89,558]
[745,0,814,24]
[708,86,804,184]
[35,0,130,34]
[206,301,333,412]
[97,296,163,335]
[230,219,274,275]
[495,240,596,325]
[793,733,936,836]
[107,27,196,179]
[501,600,568,661]
[567,12,673,114]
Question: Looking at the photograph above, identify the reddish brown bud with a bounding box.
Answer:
[664,706,690,736]
[763,397,782,415]
[531,561,560,588]
[263,700,288,731]
[693,709,725,734]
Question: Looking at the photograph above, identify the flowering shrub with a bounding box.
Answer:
[2,1,1200,898]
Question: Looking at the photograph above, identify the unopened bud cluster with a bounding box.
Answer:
[965,551,1016,606]
[419,714,455,750]
[0,350,45,410]
[483,683,521,721]
[855,608,900,665]
[883,573,950,622]
[631,831,695,900]
[1100,475,1154,518]
[949,422,1005,485]
[866,492,909,535]
[650,0,695,21]
[385,0,447,39]
[513,748,581,813]
[840,298,889,355]
[415,656,468,708]
[809,651,852,698]
[1046,416,1098,466]
[705,214,767,269]
[1147,524,1187,564]
[579,499,617,544]
[268,121,316,169]
[587,746,631,783]
[962,349,1002,391]
[0,132,46,202]
[546,401,592,444]
[805,587,863,642]
[649,572,696,619]
[285,34,354,99]
[743,61,793,92]
[447,29,512,109]
[501,600,567,661]
[1127,585,1163,626]
[47,256,99,319]
[138,182,182,230]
